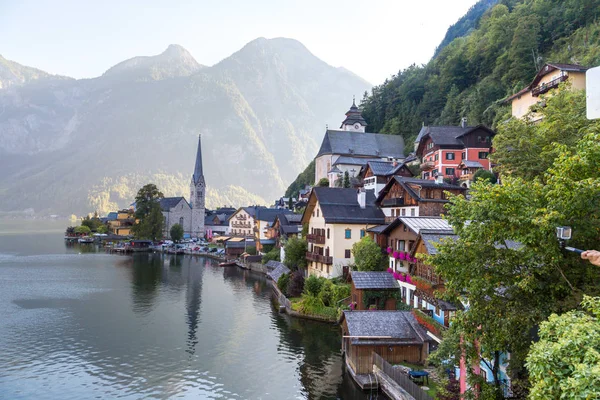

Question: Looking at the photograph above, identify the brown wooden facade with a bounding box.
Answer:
[350,283,397,311]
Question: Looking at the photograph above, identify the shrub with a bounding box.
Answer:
[332,283,351,305]
[319,279,334,307]
[283,236,308,270]
[287,271,305,297]
[473,169,497,184]
[246,246,257,256]
[304,275,324,297]
[262,246,280,264]
[352,236,386,271]
[277,273,290,295]
[74,225,91,234]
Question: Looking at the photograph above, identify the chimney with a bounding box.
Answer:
[392,159,398,167]
[461,117,467,128]
[357,187,366,209]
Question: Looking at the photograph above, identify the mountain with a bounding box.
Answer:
[0,38,371,216]
[0,55,71,89]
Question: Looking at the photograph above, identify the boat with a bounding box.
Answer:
[78,236,94,244]
[219,261,237,267]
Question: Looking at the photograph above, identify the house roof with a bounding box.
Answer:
[342,311,430,345]
[159,197,190,212]
[307,187,385,224]
[107,212,118,221]
[317,130,405,159]
[382,217,453,235]
[256,208,293,223]
[415,125,495,148]
[420,232,458,255]
[506,63,589,101]
[266,262,290,282]
[352,271,399,290]
[367,224,389,234]
[333,156,383,167]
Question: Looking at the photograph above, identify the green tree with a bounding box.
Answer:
[472,169,497,184]
[132,184,164,240]
[245,245,257,256]
[429,131,600,397]
[343,171,350,188]
[74,225,91,235]
[526,296,600,400]
[317,178,329,187]
[170,223,183,242]
[262,246,280,264]
[352,236,385,271]
[277,273,290,295]
[304,275,324,297]
[283,236,308,270]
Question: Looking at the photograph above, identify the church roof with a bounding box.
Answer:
[317,130,405,159]
[159,197,190,211]
[193,135,204,185]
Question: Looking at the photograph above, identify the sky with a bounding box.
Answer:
[0,0,480,85]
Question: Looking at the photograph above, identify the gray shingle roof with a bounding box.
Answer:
[312,187,385,224]
[367,224,389,234]
[343,311,430,345]
[333,156,383,166]
[255,208,293,223]
[352,271,399,289]
[461,160,484,168]
[266,262,290,282]
[421,232,458,255]
[159,197,189,211]
[399,217,453,234]
[317,130,405,159]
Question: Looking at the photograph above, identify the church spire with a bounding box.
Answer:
[340,97,367,132]
[193,134,203,185]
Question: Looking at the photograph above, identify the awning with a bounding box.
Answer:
[213,236,230,241]
[227,237,245,242]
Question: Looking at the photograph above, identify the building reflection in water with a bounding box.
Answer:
[185,256,203,356]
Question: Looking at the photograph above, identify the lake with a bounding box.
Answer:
[0,224,376,399]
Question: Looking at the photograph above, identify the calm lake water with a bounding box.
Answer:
[0,224,376,399]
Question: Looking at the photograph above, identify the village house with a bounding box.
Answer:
[315,101,406,187]
[204,207,236,238]
[359,159,414,197]
[350,271,400,311]
[301,187,385,279]
[107,209,136,236]
[254,208,294,253]
[340,311,431,380]
[228,206,258,238]
[375,176,466,221]
[224,237,250,260]
[415,122,495,187]
[506,63,588,120]
[266,213,302,247]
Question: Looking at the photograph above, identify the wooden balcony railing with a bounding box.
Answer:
[459,173,473,181]
[531,75,568,96]
[306,234,325,244]
[231,222,251,228]
[382,197,404,207]
[420,161,436,171]
[306,252,333,264]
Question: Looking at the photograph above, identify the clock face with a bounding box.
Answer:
[354,123,360,130]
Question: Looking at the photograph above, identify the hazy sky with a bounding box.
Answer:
[0,0,479,85]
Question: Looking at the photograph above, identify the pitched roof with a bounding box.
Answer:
[342,311,430,345]
[192,135,204,185]
[460,160,484,168]
[367,224,389,234]
[506,63,589,101]
[376,177,466,205]
[420,232,458,255]
[317,130,405,159]
[340,99,368,128]
[310,187,385,224]
[159,197,189,211]
[255,208,293,223]
[266,262,290,282]
[352,271,400,289]
[333,156,383,167]
[399,217,453,234]
[107,212,118,221]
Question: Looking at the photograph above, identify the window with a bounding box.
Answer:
[360,229,365,238]
[316,208,319,217]
[401,209,406,216]
[327,228,330,239]
[345,249,351,258]
[179,217,184,226]
[399,240,405,251]
[446,168,455,175]
[462,152,466,160]
[446,152,455,160]
[479,152,489,159]
[434,154,439,161]
[410,208,415,216]
[345,229,351,239]
[424,172,429,179]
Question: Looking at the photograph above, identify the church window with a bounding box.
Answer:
[179,217,184,226]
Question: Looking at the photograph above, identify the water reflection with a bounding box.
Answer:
[0,238,373,400]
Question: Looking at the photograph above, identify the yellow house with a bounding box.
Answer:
[301,187,385,279]
[107,209,136,236]
[507,63,588,120]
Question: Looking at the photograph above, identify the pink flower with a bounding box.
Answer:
[406,275,412,284]
[399,252,406,260]
[387,267,393,274]
[393,251,400,259]
[387,247,392,254]
[399,274,406,282]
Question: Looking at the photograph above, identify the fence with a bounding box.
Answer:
[372,352,434,400]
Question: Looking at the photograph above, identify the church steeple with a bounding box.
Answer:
[193,134,204,185]
[340,96,367,132]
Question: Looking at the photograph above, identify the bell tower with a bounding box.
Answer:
[340,96,367,132]
[190,134,206,238]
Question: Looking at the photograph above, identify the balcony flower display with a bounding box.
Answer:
[393,251,400,259]
[399,252,406,260]
[387,247,392,254]
[387,267,393,274]
[406,275,412,284]
[393,271,401,280]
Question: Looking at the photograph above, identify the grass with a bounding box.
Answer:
[289,296,338,320]
[396,362,439,398]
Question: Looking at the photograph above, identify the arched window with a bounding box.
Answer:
[179,217,184,226]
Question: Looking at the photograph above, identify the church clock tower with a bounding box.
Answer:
[190,135,206,238]
[340,97,367,132]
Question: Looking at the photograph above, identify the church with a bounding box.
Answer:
[159,135,206,239]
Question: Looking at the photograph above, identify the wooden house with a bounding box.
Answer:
[360,160,414,197]
[350,271,400,310]
[375,176,466,221]
[340,311,431,376]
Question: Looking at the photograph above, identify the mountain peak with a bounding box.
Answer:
[103,45,202,81]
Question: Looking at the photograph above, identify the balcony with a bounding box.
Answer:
[531,75,568,96]
[231,222,251,228]
[382,197,404,207]
[459,173,473,181]
[420,161,435,171]
[306,234,325,244]
[306,252,333,265]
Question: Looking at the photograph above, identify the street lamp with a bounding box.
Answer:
[556,226,584,254]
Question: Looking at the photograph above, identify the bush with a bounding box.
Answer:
[287,271,305,297]
[262,244,275,254]
[304,275,324,297]
[317,178,329,187]
[170,223,184,242]
[352,236,386,271]
[277,273,290,295]
[473,169,497,184]
[246,246,257,256]
[319,279,334,307]
[262,246,280,264]
[332,284,351,304]
[74,225,91,235]
[283,236,307,270]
